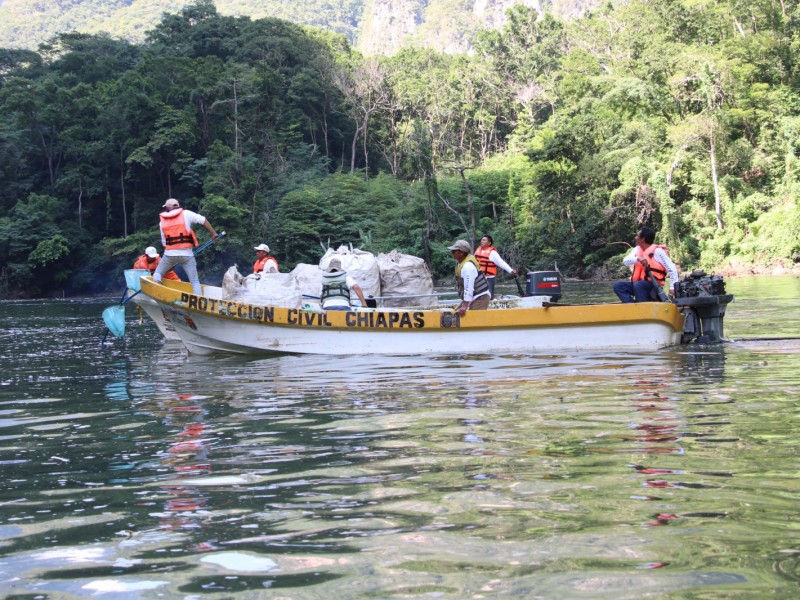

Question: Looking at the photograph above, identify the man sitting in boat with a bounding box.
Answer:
[253,243,279,274]
[320,259,367,311]
[613,226,679,303]
[133,246,180,281]
[448,239,491,316]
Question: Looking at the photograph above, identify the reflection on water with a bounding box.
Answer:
[0,278,799,598]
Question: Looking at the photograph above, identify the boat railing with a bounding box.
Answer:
[368,291,459,308]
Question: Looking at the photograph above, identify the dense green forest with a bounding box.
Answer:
[1,0,799,298]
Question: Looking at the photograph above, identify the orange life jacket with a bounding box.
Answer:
[133,254,156,273]
[160,208,197,251]
[632,244,668,285]
[474,246,498,277]
[132,254,180,280]
[253,256,279,273]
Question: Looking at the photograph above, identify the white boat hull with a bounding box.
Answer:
[140,277,685,356]
[131,294,181,341]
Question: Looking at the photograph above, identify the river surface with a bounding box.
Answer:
[0,276,798,599]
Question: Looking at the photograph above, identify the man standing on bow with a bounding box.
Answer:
[613,226,679,303]
[448,239,491,317]
[153,198,218,296]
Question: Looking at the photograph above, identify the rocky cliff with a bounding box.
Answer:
[358,0,586,55]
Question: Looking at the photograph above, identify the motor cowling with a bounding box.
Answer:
[673,270,734,344]
[526,271,562,301]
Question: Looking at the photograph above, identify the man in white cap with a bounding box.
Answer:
[320,259,367,310]
[153,198,218,295]
[253,243,279,274]
[448,239,491,316]
[133,246,179,280]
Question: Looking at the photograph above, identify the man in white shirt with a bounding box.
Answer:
[153,198,218,295]
[613,226,679,303]
[475,234,517,298]
[320,259,367,310]
[448,239,491,317]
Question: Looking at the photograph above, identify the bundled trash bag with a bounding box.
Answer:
[377,251,435,307]
[319,246,381,302]
[222,265,246,296]
[290,263,323,299]
[222,265,302,308]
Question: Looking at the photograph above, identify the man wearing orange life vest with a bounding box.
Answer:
[253,243,279,274]
[475,234,517,298]
[613,226,679,303]
[153,198,218,295]
[133,246,180,281]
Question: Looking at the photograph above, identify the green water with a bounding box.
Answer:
[0,276,798,598]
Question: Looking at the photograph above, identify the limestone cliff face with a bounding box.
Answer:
[359,0,558,56]
[358,0,425,56]
[473,0,543,29]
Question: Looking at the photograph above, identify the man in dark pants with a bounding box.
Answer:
[613,227,679,303]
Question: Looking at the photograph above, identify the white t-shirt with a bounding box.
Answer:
[484,249,514,277]
[160,209,207,257]
[461,261,490,303]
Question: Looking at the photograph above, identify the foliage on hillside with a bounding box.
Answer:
[0,0,365,50]
[1,0,799,298]
[0,0,595,54]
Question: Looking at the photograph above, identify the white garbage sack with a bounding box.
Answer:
[377,250,435,307]
[222,265,246,297]
[290,263,323,299]
[319,246,381,302]
[221,265,302,308]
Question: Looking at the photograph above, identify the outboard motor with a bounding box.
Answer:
[673,270,734,344]
[526,271,562,302]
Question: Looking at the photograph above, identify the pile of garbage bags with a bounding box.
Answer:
[222,245,435,308]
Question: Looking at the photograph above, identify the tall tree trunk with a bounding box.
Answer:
[422,178,435,268]
[232,78,240,159]
[457,165,477,245]
[710,127,724,230]
[76,177,83,228]
[350,122,365,173]
[322,106,330,160]
[362,115,369,180]
[119,147,128,238]
[37,128,57,189]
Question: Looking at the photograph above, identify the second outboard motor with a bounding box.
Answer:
[673,270,734,344]
[526,271,562,302]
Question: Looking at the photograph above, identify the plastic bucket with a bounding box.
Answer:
[124,269,150,292]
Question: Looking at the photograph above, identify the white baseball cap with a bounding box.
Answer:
[145,246,158,258]
[254,244,270,252]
